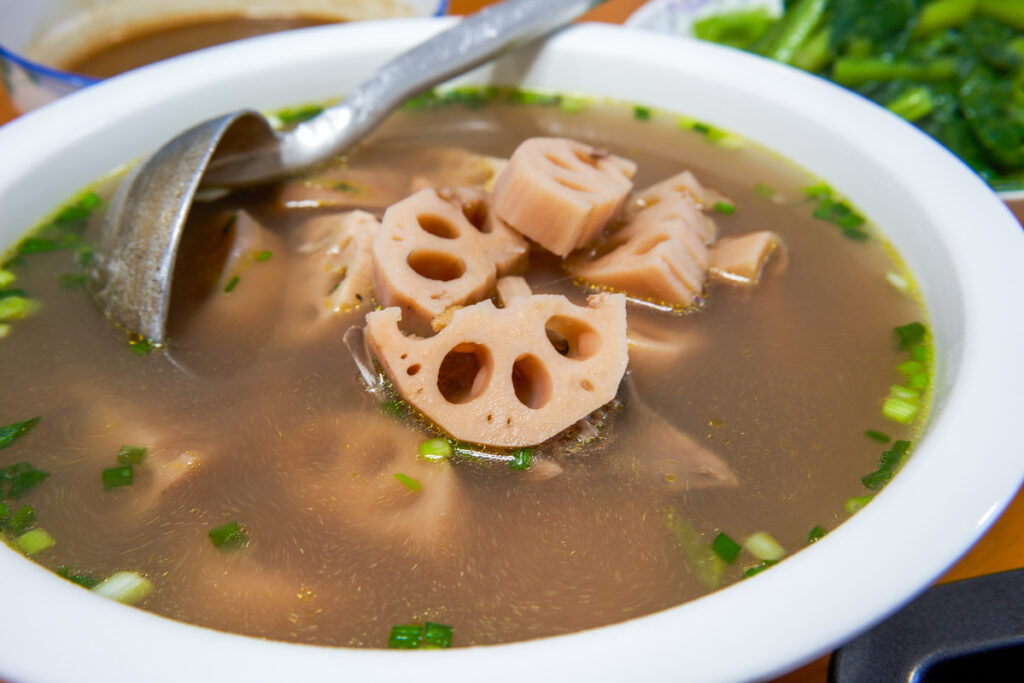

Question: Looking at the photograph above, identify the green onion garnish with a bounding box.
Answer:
[711,532,742,564]
[275,104,325,126]
[92,571,153,605]
[0,269,15,288]
[1,461,50,498]
[744,531,785,562]
[255,250,273,262]
[6,504,36,533]
[56,566,100,588]
[209,520,248,550]
[509,448,531,471]
[422,622,454,649]
[102,465,133,489]
[129,336,154,355]
[223,276,240,293]
[394,473,422,492]
[0,295,40,321]
[388,622,454,649]
[807,525,826,544]
[418,438,452,460]
[863,429,891,443]
[633,106,652,121]
[388,624,423,649]
[714,200,736,214]
[16,528,55,555]
[742,560,778,578]
[1,417,42,449]
[894,322,926,350]
[380,399,407,418]
[116,445,147,465]
[845,494,873,513]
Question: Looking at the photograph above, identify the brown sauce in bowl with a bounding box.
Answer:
[62,15,339,78]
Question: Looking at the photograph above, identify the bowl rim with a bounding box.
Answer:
[0,0,450,88]
[0,17,1023,683]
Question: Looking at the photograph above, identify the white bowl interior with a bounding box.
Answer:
[0,19,1022,683]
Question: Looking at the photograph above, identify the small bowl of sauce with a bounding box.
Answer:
[0,0,447,113]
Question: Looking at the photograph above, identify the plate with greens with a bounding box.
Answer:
[627,0,1024,198]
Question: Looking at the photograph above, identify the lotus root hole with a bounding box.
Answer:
[544,315,602,360]
[417,214,459,239]
[572,148,600,167]
[460,198,491,233]
[406,364,421,376]
[407,250,466,282]
[437,342,492,405]
[581,379,594,391]
[555,176,590,193]
[511,354,553,410]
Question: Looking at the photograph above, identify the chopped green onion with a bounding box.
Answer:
[744,531,785,562]
[255,250,273,262]
[864,429,891,443]
[422,622,454,649]
[714,200,736,214]
[6,504,36,532]
[0,417,41,450]
[0,295,40,321]
[845,494,873,513]
[909,344,928,363]
[56,565,100,588]
[633,106,652,121]
[92,570,153,605]
[807,525,827,544]
[57,272,87,289]
[509,448,531,471]
[0,269,14,288]
[223,276,240,293]
[387,622,454,649]
[742,560,778,578]
[380,399,407,418]
[418,438,452,461]
[558,96,588,113]
[209,520,248,550]
[2,461,50,498]
[886,271,910,292]
[116,445,147,465]
[16,528,55,555]
[711,532,742,564]
[394,472,422,492]
[665,506,724,590]
[102,465,133,489]
[274,104,325,126]
[388,624,424,649]
[894,322,926,350]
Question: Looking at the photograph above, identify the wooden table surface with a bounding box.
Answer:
[2,1,1022,680]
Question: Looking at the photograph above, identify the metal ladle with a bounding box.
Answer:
[90,0,605,344]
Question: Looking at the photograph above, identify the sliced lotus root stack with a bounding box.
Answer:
[365,292,628,447]
[491,137,637,257]
[569,193,714,308]
[372,187,528,327]
[709,231,787,286]
[625,170,727,235]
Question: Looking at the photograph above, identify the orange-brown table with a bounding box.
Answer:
[2,3,1022,679]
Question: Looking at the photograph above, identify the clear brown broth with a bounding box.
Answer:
[62,15,340,79]
[0,98,923,647]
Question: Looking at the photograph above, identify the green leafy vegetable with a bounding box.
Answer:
[209,520,248,550]
[0,417,40,450]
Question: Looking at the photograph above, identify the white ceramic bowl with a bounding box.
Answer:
[1,19,1023,683]
[0,0,447,113]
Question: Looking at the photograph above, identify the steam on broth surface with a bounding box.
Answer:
[0,92,928,648]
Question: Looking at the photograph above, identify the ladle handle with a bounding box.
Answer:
[205,0,604,184]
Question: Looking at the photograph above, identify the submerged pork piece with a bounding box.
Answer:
[709,230,786,285]
[277,210,379,340]
[569,192,715,307]
[406,146,508,193]
[275,165,410,211]
[291,410,464,558]
[617,379,738,491]
[371,187,527,327]
[492,137,636,257]
[365,292,628,447]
